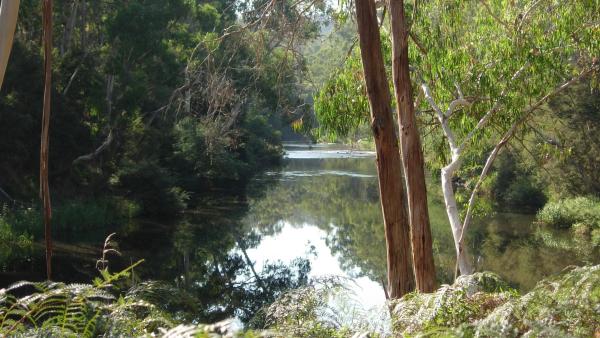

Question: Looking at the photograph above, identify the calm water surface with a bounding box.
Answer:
[3,143,595,311]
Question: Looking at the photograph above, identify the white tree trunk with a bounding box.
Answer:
[441,160,474,275]
[0,0,21,90]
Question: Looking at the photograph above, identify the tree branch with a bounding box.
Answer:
[72,130,113,165]
[457,66,597,250]
[456,62,530,156]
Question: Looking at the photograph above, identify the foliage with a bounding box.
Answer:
[490,152,547,212]
[388,266,600,337]
[410,0,598,162]
[0,0,320,217]
[0,268,209,337]
[536,196,600,231]
[525,83,600,198]
[469,265,600,337]
[312,31,392,143]
[313,54,369,140]
[534,197,600,261]
[3,264,597,337]
[0,198,138,241]
[391,272,515,334]
[0,206,33,268]
[313,1,599,224]
[263,276,383,337]
[261,266,600,337]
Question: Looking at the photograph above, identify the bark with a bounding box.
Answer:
[41,0,54,280]
[0,0,20,91]
[390,0,437,292]
[355,0,414,298]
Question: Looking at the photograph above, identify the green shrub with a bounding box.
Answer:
[502,177,547,211]
[0,198,139,241]
[115,161,189,216]
[0,209,33,267]
[491,152,547,213]
[535,197,600,259]
[536,196,600,230]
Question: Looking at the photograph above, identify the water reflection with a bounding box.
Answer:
[3,143,597,322]
[244,143,597,293]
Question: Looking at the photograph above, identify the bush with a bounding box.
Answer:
[536,196,600,230]
[0,208,33,267]
[502,177,547,211]
[0,198,140,241]
[114,160,189,216]
[491,153,547,213]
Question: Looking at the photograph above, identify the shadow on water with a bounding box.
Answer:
[2,143,598,317]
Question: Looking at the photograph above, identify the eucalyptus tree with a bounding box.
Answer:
[390,0,436,291]
[354,0,414,298]
[315,0,599,276]
[411,0,599,275]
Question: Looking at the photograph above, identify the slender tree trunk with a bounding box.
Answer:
[441,161,473,275]
[421,82,475,276]
[389,0,437,292]
[41,0,54,280]
[0,0,20,91]
[355,0,414,298]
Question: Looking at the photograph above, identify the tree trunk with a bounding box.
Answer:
[0,0,20,91]
[389,0,437,292]
[41,0,54,280]
[355,0,414,298]
[440,161,473,275]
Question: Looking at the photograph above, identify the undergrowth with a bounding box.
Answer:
[1,232,598,337]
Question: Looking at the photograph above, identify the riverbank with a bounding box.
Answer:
[1,264,598,337]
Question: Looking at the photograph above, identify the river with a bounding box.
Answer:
[3,143,595,322]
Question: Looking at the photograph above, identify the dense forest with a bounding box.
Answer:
[0,0,599,337]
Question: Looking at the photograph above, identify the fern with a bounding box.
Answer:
[0,281,114,337]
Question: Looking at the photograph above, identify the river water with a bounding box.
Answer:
[3,143,595,320]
